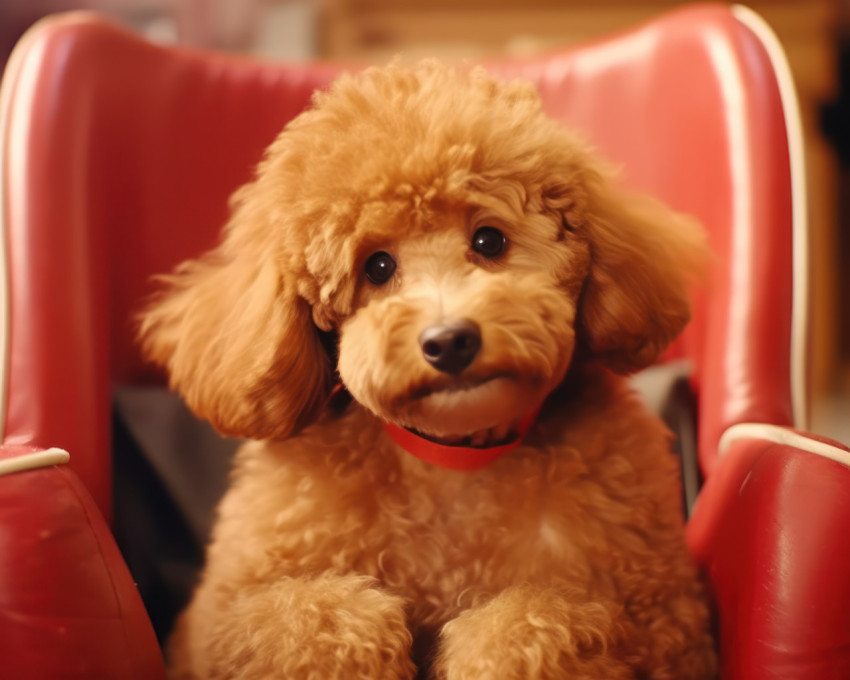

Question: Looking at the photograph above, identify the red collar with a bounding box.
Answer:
[382,409,539,471]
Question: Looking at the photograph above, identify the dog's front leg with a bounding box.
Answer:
[432,584,632,680]
[172,573,416,680]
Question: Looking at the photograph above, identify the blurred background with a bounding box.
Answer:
[1,0,848,440]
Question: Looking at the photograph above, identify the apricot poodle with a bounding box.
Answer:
[141,62,716,679]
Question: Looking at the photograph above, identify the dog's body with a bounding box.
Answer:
[143,63,716,679]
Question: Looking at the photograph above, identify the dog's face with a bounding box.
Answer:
[141,63,703,443]
[336,199,583,443]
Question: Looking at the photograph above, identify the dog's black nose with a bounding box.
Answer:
[419,320,481,375]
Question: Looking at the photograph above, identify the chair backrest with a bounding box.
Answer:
[1,4,806,518]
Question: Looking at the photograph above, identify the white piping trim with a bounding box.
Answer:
[732,6,810,430]
[719,422,850,468]
[0,447,70,476]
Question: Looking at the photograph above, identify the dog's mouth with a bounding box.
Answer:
[404,419,521,449]
[406,371,513,401]
[387,371,542,450]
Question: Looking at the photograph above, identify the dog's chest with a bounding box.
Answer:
[355,450,600,623]
[260,405,660,627]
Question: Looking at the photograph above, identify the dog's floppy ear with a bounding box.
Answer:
[555,173,705,374]
[139,183,333,440]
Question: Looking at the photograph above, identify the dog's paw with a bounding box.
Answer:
[432,585,632,680]
[195,574,415,680]
[279,575,415,680]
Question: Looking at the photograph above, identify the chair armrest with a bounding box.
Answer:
[0,445,166,679]
[686,426,850,680]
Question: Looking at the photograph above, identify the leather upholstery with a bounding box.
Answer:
[1,14,338,516]
[1,6,800,519]
[0,446,165,679]
[1,4,842,679]
[687,430,850,679]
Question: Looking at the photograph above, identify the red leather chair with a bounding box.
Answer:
[2,4,849,678]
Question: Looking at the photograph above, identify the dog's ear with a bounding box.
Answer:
[552,174,705,374]
[139,184,333,440]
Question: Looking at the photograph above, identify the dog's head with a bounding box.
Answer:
[140,63,703,445]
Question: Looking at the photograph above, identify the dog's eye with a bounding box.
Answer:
[471,226,507,258]
[364,251,397,285]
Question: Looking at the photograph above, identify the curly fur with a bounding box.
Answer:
[141,62,716,679]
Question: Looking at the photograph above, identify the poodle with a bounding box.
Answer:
[140,62,717,680]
